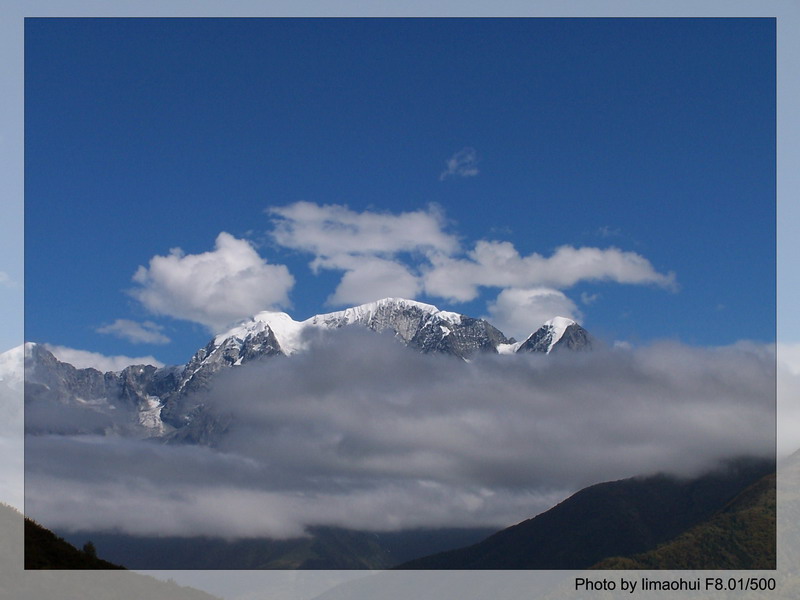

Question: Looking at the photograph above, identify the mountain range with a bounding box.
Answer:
[14,297,774,571]
[20,297,592,441]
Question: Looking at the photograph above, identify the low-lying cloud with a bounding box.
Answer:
[25,332,775,539]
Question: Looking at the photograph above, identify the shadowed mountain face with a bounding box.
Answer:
[396,457,774,570]
[516,319,592,354]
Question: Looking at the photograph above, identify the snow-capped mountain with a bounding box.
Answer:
[15,298,593,440]
[515,317,592,354]
[176,298,511,395]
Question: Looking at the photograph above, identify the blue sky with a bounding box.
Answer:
[24,17,775,367]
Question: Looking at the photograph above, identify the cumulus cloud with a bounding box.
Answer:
[440,147,479,180]
[267,202,457,306]
[265,203,676,322]
[43,344,165,371]
[130,232,295,332]
[268,201,458,260]
[486,288,582,340]
[326,257,423,306]
[423,242,677,302]
[26,332,775,539]
[96,319,171,345]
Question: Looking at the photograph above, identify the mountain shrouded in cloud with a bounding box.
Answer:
[20,306,775,540]
[19,17,777,576]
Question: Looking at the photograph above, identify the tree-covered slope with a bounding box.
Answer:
[396,458,773,570]
[592,472,775,569]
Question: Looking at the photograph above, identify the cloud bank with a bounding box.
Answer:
[25,333,775,539]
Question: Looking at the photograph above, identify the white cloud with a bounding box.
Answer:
[597,225,622,238]
[0,271,15,288]
[268,201,458,260]
[581,291,600,305]
[267,202,457,306]
[439,147,479,180]
[131,232,294,332]
[326,257,422,307]
[423,241,677,301]
[265,203,675,333]
[486,288,582,340]
[44,344,165,371]
[96,319,171,345]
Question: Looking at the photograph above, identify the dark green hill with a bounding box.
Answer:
[0,503,222,600]
[592,472,776,569]
[25,517,124,569]
[396,457,773,569]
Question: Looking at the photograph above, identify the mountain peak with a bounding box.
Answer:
[517,317,591,355]
[314,297,443,322]
[215,311,306,355]
[541,317,577,351]
[208,297,472,365]
[305,297,464,345]
[543,316,577,329]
